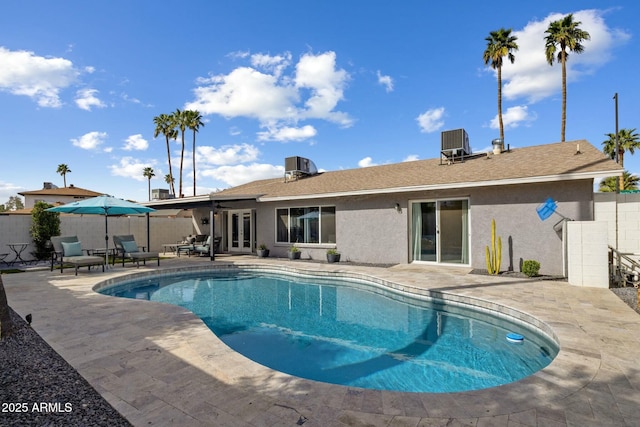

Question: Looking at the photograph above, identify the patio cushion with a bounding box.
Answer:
[122,241,139,253]
[61,241,83,256]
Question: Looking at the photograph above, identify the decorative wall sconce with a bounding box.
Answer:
[394,203,402,213]
[200,217,209,225]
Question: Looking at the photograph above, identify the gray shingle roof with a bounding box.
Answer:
[214,140,622,201]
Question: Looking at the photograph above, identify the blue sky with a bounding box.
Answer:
[1,1,637,203]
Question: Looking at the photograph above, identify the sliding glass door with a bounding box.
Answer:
[410,199,469,265]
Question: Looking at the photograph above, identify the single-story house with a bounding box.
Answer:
[146,139,622,276]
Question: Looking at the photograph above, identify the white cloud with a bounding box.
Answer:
[197,143,260,166]
[257,125,317,142]
[295,51,352,126]
[0,46,79,107]
[122,134,149,151]
[403,154,419,162]
[187,66,299,122]
[489,105,536,129]
[251,52,292,78]
[109,157,156,181]
[499,9,630,103]
[358,157,377,168]
[186,51,352,142]
[201,163,284,187]
[416,107,445,133]
[0,180,25,204]
[377,70,394,92]
[75,88,106,111]
[71,131,108,150]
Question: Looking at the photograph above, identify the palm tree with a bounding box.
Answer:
[184,110,205,196]
[164,174,175,194]
[483,28,518,142]
[56,164,71,187]
[602,128,640,189]
[544,14,590,142]
[153,114,178,196]
[143,167,155,201]
[172,109,188,198]
[599,171,640,192]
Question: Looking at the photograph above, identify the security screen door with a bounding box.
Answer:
[410,199,469,264]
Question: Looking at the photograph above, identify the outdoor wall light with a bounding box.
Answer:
[394,203,402,213]
[200,217,209,225]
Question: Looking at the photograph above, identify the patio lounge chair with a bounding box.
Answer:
[113,235,160,268]
[50,236,105,275]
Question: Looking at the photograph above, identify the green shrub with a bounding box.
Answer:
[29,201,60,260]
[522,260,541,277]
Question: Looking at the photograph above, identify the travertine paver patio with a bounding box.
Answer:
[4,255,640,426]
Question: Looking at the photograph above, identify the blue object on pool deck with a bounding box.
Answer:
[506,332,524,343]
[536,198,557,221]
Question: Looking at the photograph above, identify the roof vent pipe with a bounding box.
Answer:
[492,138,504,155]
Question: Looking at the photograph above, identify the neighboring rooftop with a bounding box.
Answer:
[214,140,622,201]
[19,183,103,198]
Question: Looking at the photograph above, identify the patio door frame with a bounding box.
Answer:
[227,209,254,253]
[409,197,470,266]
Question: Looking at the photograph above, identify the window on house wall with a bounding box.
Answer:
[276,206,336,244]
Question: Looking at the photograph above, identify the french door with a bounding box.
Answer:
[228,209,253,253]
[410,199,469,265]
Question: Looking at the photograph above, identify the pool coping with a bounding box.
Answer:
[5,257,640,425]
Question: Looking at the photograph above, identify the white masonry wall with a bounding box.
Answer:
[594,192,640,254]
[567,221,609,288]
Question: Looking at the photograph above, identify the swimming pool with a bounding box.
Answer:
[96,266,558,393]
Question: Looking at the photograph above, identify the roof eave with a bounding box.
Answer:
[258,170,622,202]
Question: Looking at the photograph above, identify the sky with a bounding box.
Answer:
[1,1,638,204]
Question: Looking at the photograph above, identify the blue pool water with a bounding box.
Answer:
[98,269,558,393]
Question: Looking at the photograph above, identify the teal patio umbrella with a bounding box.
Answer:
[46,195,156,266]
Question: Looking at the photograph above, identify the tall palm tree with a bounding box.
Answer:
[544,14,590,142]
[56,164,71,187]
[599,171,640,192]
[143,167,155,201]
[483,28,518,142]
[172,109,188,198]
[153,114,178,196]
[603,128,640,189]
[184,110,205,196]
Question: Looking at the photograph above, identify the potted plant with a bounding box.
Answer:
[257,243,269,258]
[326,248,341,263]
[288,244,301,260]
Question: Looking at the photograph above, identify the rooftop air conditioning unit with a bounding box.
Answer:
[441,129,470,157]
[284,156,318,181]
[151,188,173,200]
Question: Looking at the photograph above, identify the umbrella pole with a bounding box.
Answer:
[105,214,109,269]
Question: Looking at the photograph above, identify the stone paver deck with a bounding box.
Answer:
[4,255,640,426]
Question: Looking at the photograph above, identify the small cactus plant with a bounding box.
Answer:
[485,219,502,275]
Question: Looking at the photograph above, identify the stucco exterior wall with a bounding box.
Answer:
[253,197,408,263]
[470,180,594,276]
[250,180,593,276]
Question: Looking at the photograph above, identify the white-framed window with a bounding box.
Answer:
[276,206,336,244]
